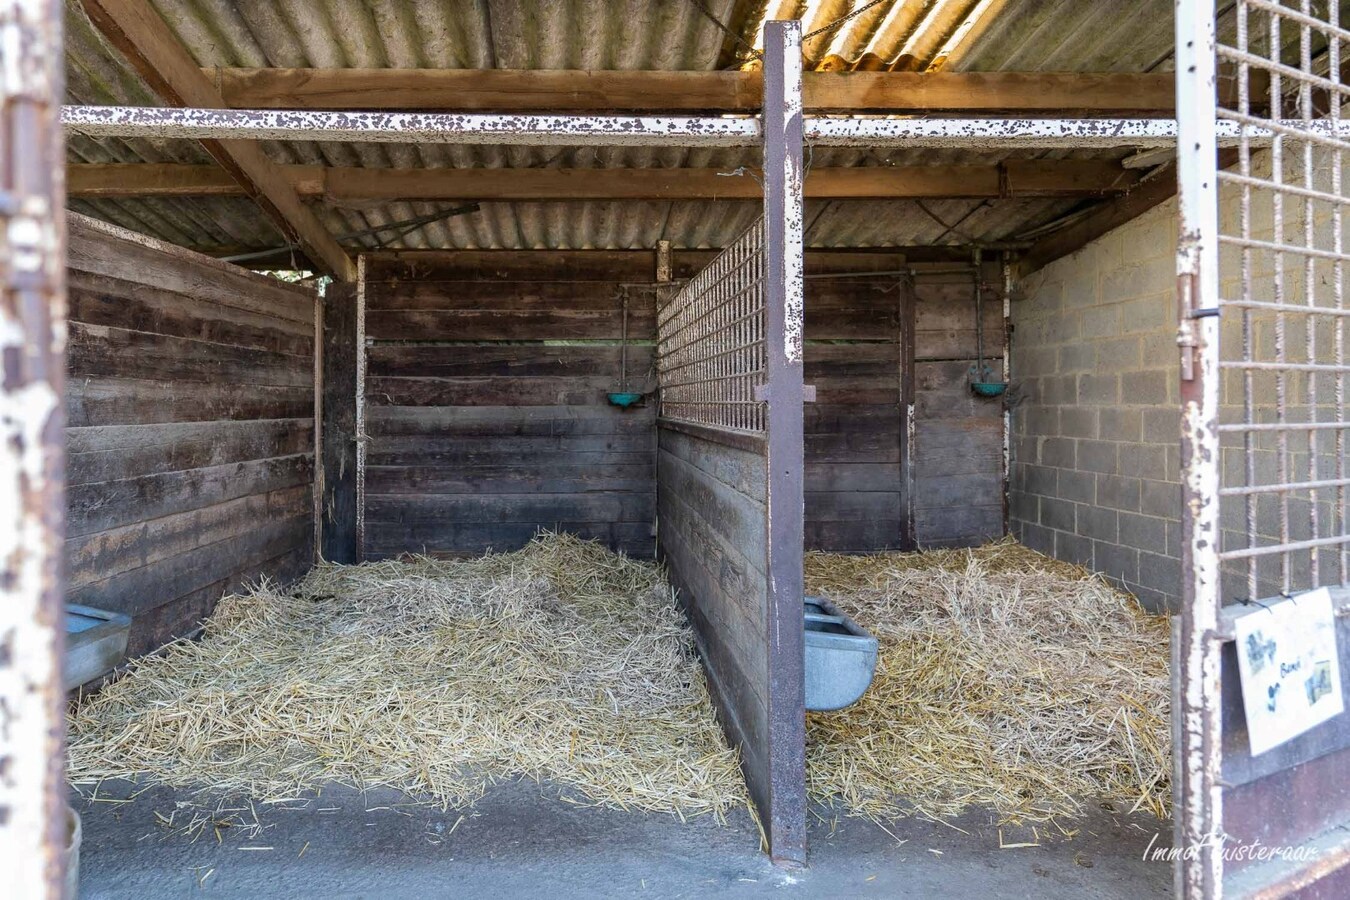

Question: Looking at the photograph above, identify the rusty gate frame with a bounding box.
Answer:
[0,0,69,896]
[1175,1,1350,896]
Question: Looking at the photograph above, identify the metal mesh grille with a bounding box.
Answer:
[1216,0,1350,600]
[656,218,767,433]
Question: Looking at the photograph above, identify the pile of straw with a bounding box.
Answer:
[70,531,1169,831]
[805,539,1172,824]
[68,533,746,821]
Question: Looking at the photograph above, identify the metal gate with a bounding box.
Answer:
[1176,1,1350,895]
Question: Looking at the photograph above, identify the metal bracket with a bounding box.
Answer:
[1177,271,1200,382]
[755,383,816,402]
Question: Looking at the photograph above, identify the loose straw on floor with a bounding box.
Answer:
[805,538,1172,825]
[70,533,1170,832]
[69,533,747,822]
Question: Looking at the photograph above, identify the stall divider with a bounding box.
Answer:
[654,20,807,866]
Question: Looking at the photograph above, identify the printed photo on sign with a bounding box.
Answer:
[1233,587,1344,756]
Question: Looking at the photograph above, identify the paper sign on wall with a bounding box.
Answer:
[1234,587,1344,756]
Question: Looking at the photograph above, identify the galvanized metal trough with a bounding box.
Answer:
[803,596,878,712]
[64,605,131,690]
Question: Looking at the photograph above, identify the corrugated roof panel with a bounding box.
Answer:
[62,0,1178,253]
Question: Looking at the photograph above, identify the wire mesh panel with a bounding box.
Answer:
[1177,2,1350,896]
[656,218,767,433]
[1216,1,1350,601]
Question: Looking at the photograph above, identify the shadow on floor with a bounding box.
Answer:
[74,779,1172,899]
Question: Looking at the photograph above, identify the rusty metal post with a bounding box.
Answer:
[1174,0,1224,895]
[354,254,367,561]
[762,18,807,867]
[0,0,69,896]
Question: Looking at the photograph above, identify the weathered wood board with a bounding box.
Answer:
[912,269,1006,548]
[65,216,316,658]
[361,278,657,559]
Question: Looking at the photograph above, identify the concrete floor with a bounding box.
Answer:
[74,780,1173,899]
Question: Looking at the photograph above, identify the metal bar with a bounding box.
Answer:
[1219,108,1350,153]
[1218,169,1350,207]
[1175,0,1225,896]
[1240,0,1350,43]
[1217,421,1350,432]
[1334,0,1348,586]
[1220,298,1350,317]
[1220,477,1350,496]
[354,255,367,562]
[1219,360,1350,372]
[805,116,1350,147]
[1218,232,1350,263]
[0,1,68,896]
[60,105,761,147]
[1217,44,1350,96]
[313,289,324,561]
[760,19,807,868]
[1220,534,1350,561]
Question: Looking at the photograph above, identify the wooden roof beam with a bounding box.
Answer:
[209,68,1202,116]
[68,160,1141,201]
[78,0,355,279]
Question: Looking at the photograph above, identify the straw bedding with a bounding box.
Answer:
[67,533,747,821]
[805,539,1172,824]
[69,532,1170,830]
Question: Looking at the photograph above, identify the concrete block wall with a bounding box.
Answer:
[1009,198,1184,611]
[1013,146,1347,612]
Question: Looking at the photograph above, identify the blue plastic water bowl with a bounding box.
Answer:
[606,391,644,409]
[970,381,1008,398]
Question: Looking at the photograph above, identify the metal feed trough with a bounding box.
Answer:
[803,596,878,712]
[63,605,131,690]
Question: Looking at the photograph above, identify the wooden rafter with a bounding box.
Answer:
[209,68,1187,115]
[78,0,355,279]
[68,160,1140,201]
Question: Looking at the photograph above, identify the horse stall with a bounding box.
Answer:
[7,2,1350,899]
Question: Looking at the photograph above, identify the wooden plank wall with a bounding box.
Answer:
[802,263,1004,552]
[657,423,772,846]
[804,272,909,552]
[321,282,358,563]
[913,267,1006,548]
[360,256,657,559]
[64,215,317,658]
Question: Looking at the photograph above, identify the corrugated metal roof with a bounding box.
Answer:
[62,0,1179,254]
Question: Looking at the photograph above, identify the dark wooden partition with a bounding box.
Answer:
[801,262,1005,554]
[912,267,1005,548]
[358,255,656,559]
[804,265,911,552]
[320,282,359,563]
[64,215,317,658]
[656,215,808,865]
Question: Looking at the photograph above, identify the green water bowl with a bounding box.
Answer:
[606,391,644,409]
[970,381,1008,398]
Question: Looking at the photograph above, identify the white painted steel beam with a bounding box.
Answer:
[61,105,1350,150]
[59,105,762,146]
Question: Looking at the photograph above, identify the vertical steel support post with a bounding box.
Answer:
[354,254,367,561]
[313,288,324,560]
[1174,0,1224,895]
[762,18,807,867]
[0,0,68,896]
